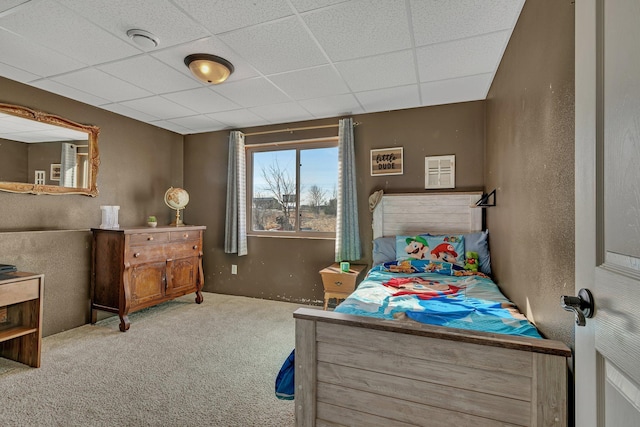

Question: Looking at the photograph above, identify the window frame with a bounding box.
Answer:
[246,136,339,239]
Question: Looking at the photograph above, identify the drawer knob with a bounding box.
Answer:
[334,281,342,286]
[193,245,198,250]
[134,253,141,258]
[183,234,189,239]
[147,236,154,241]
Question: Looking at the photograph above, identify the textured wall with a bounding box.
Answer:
[485,0,575,345]
[0,77,183,336]
[0,138,27,182]
[0,230,91,336]
[184,101,485,304]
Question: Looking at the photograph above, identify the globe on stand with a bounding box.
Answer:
[164,187,190,227]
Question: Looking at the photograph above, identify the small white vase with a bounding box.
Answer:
[147,221,157,228]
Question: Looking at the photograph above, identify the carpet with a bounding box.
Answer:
[0,292,308,426]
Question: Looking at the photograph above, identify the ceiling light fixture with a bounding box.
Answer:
[126,29,159,49]
[184,54,234,84]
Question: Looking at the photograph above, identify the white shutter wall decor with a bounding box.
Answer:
[34,170,45,185]
[424,155,455,189]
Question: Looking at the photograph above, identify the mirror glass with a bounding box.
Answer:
[0,103,99,196]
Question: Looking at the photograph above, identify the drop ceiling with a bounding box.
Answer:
[0,0,525,135]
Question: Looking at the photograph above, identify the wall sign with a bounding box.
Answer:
[370,147,403,176]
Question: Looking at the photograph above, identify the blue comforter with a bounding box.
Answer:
[334,261,542,339]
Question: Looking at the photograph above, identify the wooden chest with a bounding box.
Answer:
[90,226,205,331]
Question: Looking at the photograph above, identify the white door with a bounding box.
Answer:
[575,0,640,426]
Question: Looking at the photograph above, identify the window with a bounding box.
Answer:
[248,138,338,238]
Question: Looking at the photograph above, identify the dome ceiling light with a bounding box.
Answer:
[184,54,234,84]
[126,29,159,49]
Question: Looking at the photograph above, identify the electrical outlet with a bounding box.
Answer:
[231,264,237,275]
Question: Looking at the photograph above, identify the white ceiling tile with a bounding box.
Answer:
[206,109,270,129]
[100,103,160,122]
[268,66,349,100]
[410,0,525,46]
[58,0,208,49]
[120,96,198,120]
[148,120,192,134]
[166,115,226,132]
[416,31,510,82]
[162,87,240,114]
[51,68,152,103]
[219,17,327,75]
[212,77,290,108]
[0,28,86,77]
[299,94,364,118]
[0,0,30,14]
[355,85,421,113]
[31,79,111,106]
[0,0,140,64]
[289,0,350,13]
[98,55,201,94]
[335,50,417,92]
[420,74,492,106]
[302,0,411,61]
[249,102,314,123]
[172,0,293,34]
[0,62,40,83]
[151,37,259,83]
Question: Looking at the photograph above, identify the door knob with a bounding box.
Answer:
[560,288,594,326]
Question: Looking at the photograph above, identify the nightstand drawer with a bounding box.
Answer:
[319,263,367,293]
[320,272,357,293]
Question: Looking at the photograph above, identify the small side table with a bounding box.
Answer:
[319,263,367,310]
[0,272,44,368]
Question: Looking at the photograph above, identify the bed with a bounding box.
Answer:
[293,192,571,427]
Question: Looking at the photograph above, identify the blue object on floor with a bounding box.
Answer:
[275,349,295,400]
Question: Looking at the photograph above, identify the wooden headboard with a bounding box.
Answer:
[372,192,483,239]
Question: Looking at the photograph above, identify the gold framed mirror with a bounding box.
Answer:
[0,103,99,196]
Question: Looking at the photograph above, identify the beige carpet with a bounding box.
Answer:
[0,292,308,426]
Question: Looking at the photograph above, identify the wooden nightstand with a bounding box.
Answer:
[319,263,367,310]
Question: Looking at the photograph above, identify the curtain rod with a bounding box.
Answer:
[243,122,359,137]
[245,136,338,148]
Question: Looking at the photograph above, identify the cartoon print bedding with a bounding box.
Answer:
[334,260,542,339]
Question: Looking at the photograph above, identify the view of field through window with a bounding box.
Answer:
[251,146,338,233]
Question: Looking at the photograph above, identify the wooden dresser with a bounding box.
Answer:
[91,225,205,332]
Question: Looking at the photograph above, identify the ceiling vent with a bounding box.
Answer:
[126,29,159,49]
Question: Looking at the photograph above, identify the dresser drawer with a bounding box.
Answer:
[170,230,201,243]
[127,245,166,264]
[169,242,202,259]
[129,232,170,245]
